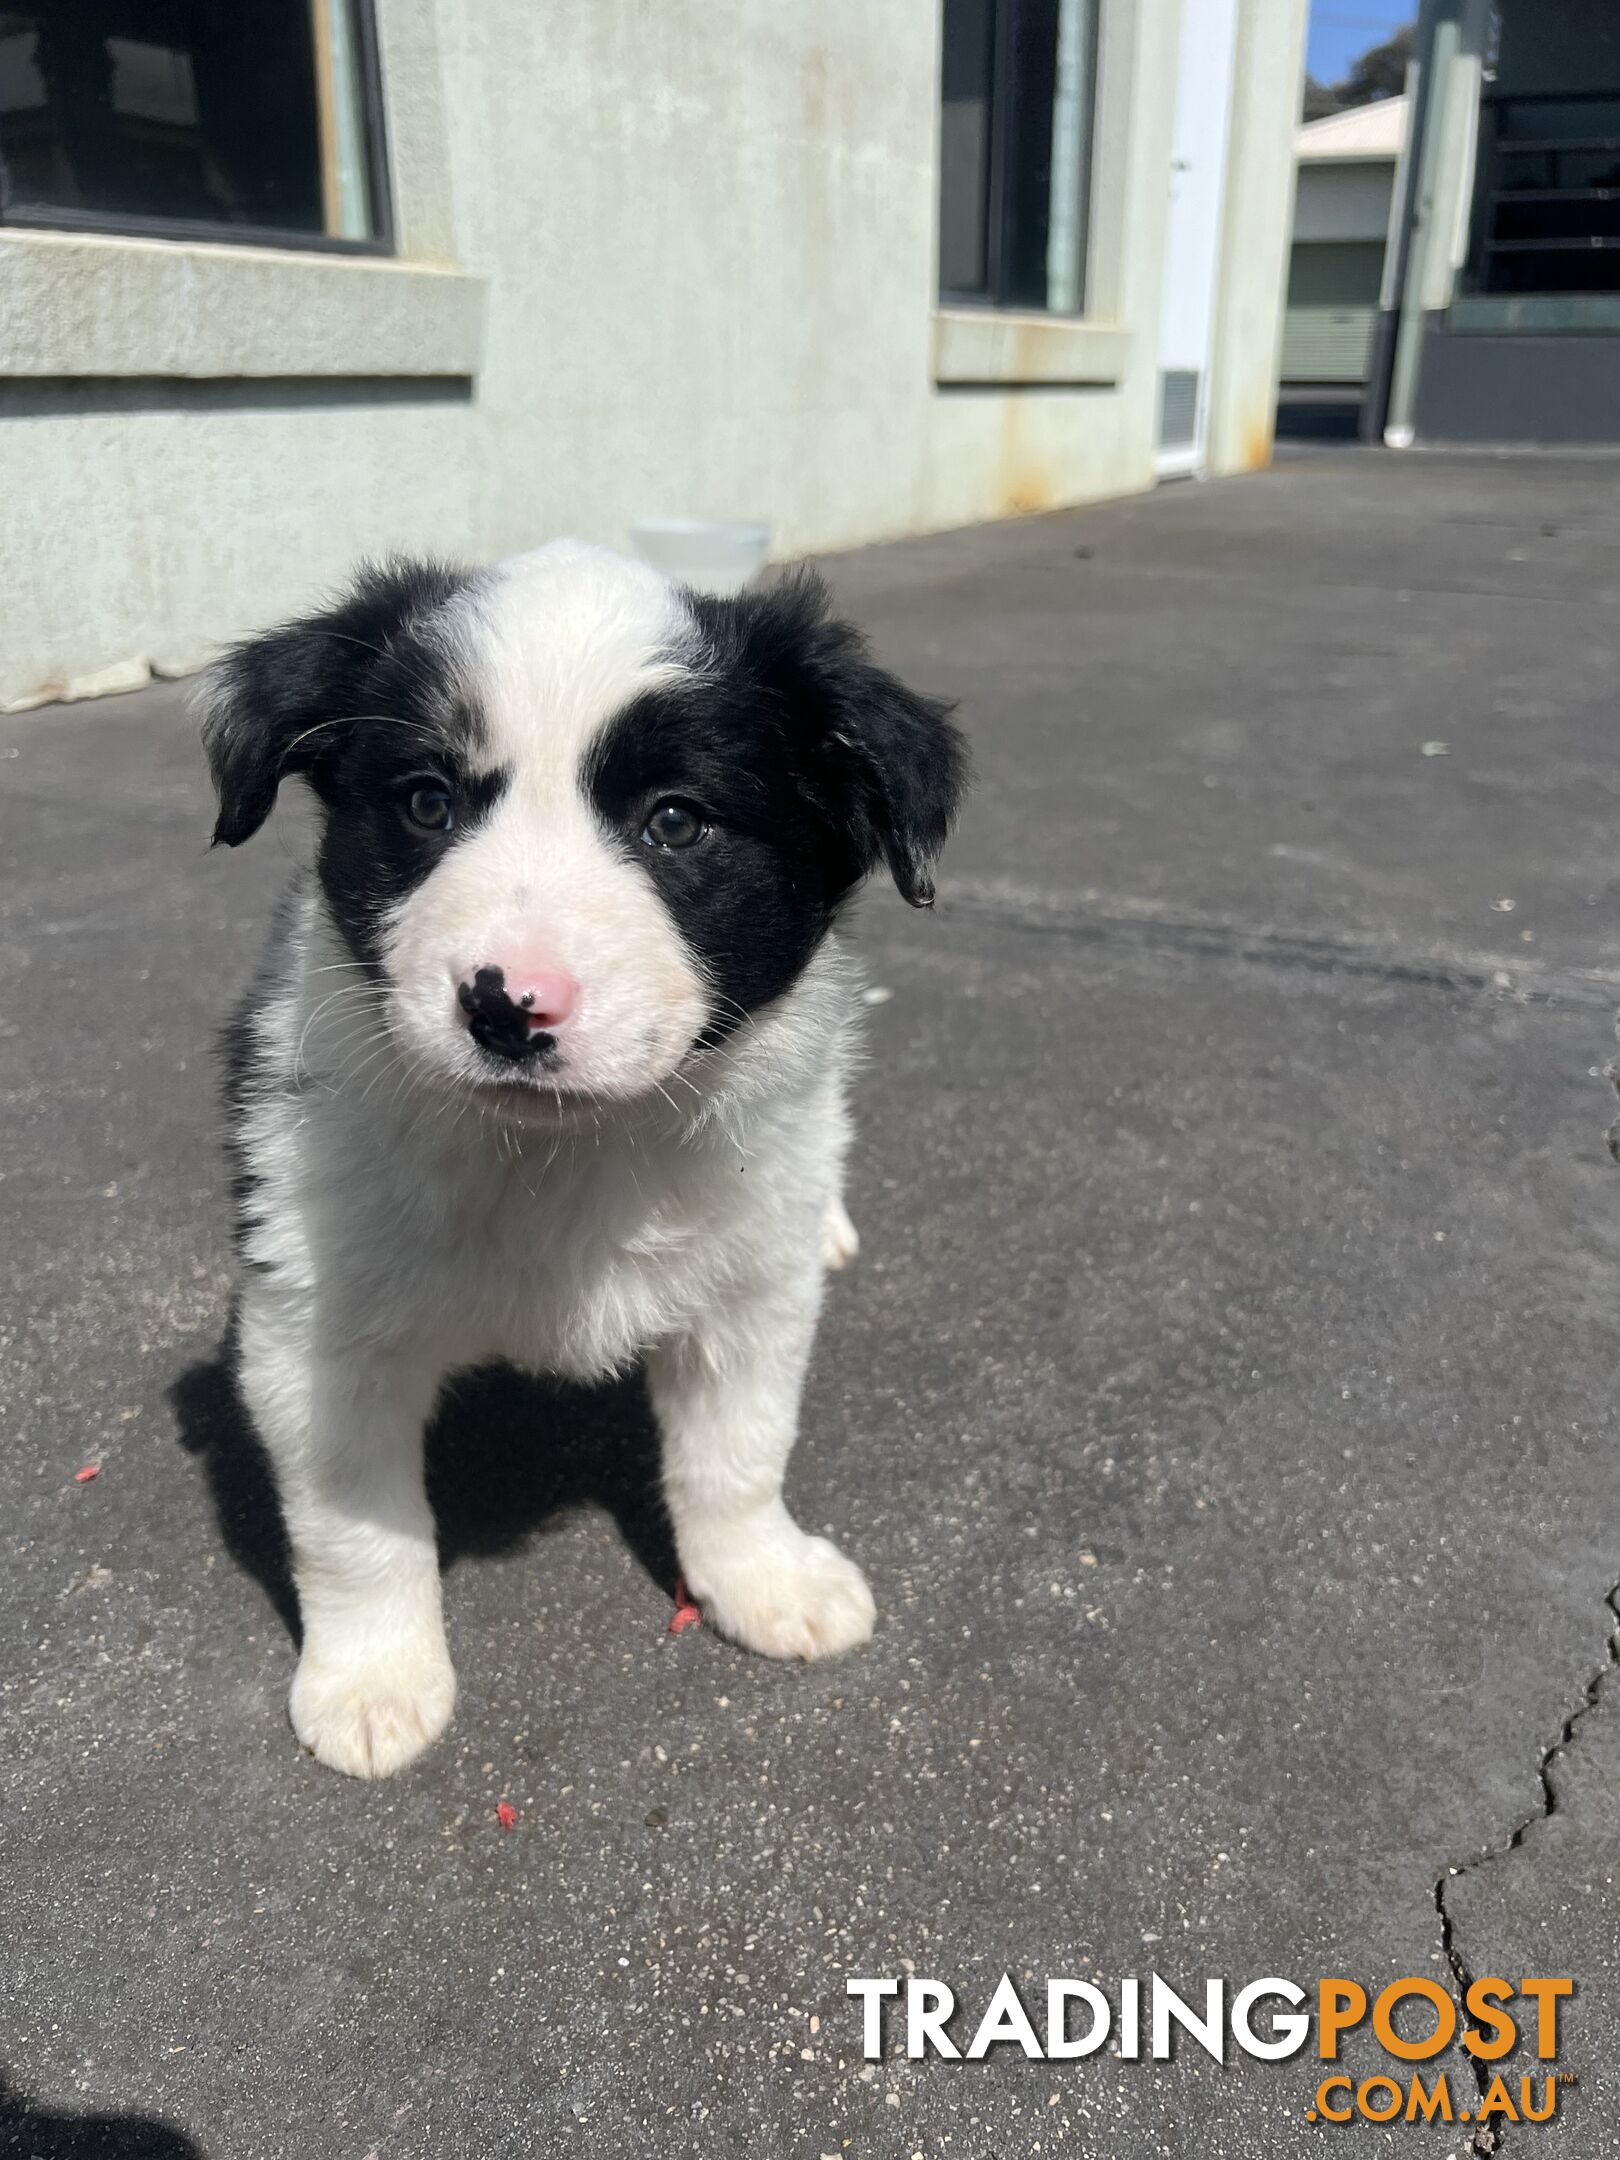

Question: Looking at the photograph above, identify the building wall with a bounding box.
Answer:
[1281,159,1395,383]
[1495,0,1620,100]
[1204,0,1312,476]
[432,0,1175,568]
[1413,324,1620,438]
[0,0,1298,711]
[1377,0,1620,443]
[1292,160,1395,245]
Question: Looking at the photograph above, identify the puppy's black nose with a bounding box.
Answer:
[457,965,557,1063]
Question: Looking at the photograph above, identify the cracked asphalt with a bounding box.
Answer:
[6,449,1620,2157]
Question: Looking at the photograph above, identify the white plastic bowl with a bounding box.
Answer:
[630,517,770,596]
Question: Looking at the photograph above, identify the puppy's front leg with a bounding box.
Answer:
[239,1299,454,1778]
[647,1271,875,1661]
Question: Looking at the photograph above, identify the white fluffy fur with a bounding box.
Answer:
[231,547,875,1778]
[386,545,711,1101]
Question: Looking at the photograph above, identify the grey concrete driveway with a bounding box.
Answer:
[5,450,1620,2157]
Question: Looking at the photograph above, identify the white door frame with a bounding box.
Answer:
[1156,0,1241,478]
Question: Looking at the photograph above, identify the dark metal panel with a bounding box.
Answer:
[1412,314,1620,439]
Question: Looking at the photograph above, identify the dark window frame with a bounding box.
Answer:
[1463,86,1620,299]
[938,0,1097,316]
[0,0,396,257]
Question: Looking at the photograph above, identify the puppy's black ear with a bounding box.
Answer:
[200,558,469,847]
[707,569,969,907]
[200,617,343,849]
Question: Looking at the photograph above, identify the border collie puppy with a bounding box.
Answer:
[203,542,966,1778]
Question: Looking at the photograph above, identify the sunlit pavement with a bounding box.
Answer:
[6,449,1620,2155]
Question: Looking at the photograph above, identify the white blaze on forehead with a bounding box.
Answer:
[461,540,697,780]
[380,539,713,1101]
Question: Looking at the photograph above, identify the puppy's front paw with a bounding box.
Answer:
[689,1526,876,1662]
[289,1641,456,1779]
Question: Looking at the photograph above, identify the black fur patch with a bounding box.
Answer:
[316,725,508,972]
[205,558,967,1035]
[203,558,508,967]
[589,569,968,1027]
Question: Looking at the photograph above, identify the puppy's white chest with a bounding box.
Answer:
[476,1167,712,1377]
[340,1127,732,1383]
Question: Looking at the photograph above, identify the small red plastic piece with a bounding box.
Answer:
[73,1466,100,1483]
[495,1801,518,1829]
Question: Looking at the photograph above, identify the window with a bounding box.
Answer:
[1463,89,1620,297]
[0,1,390,251]
[938,0,1097,314]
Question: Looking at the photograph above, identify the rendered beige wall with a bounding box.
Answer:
[0,0,1287,710]
[1205,0,1312,477]
[433,0,1175,560]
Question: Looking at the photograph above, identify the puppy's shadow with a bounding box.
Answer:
[0,2069,204,2158]
[170,1321,676,1643]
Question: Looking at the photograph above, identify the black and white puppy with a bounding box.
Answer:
[203,541,966,1778]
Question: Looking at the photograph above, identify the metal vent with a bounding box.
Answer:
[1158,368,1200,451]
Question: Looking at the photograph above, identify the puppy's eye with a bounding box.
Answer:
[641,799,708,851]
[405,783,454,834]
